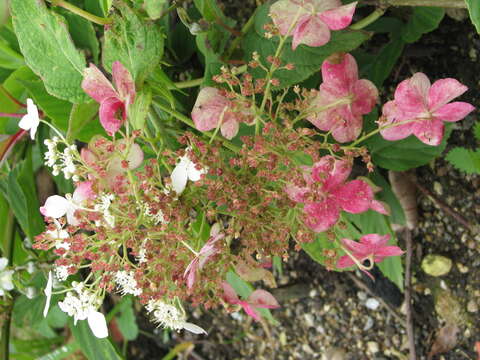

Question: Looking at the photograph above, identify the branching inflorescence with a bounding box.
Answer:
[17,0,473,339]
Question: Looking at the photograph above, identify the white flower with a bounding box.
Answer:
[0,257,14,296]
[170,150,207,195]
[46,227,70,251]
[114,271,142,296]
[94,194,115,228]
[18,98,40,140]
[40,195,77,225]
[145,299,207,335]
[58,283,108,338]
[43,271,53,317]
[54,265,70,282]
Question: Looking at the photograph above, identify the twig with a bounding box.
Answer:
[410,175,476,233]
[360,0,467,8]
[346,272,406,327]
[404,229,417,360]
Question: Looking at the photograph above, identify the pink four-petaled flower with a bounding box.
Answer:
[380,72,475,146]
[222,282,280,321]
[82,61,136,135]
[286,155,388,233]
[184,232,223,289]
[192,87,246,140]
[270,0,357,50]
[308,53,378,143]
[336,234,404,275]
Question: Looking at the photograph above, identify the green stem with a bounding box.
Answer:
[174,65,248,89]
[1,213,16,360]
[49,0,112,25]
[153,101,241,153]
[378,0,466,8]
[350,8,385,30]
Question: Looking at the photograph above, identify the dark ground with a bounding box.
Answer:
[127,4,480,360]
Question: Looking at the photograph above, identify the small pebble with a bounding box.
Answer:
[433,181,443,195]
[357,291,367,301]
[457,263,469,273]
[367,341,380,354]
[421,254,452,276]
[467,300,478,313]
[365,298,380,310]
[363,316,374,331]
[304,313,315,328]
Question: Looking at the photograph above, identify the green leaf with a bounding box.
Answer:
[37,342,80,360]
[346,211,404,290]
[102,2,164,83]
[364,121,452,171]
[144,0,168,20]
[60,10,100,63]
[193,0,225,22]
[366,38,404,87]
[474,121,480,142]
[0,150,44,240]
[401,7,445,44]
[67,101,106,143]
[445,147,480,174]
[242,3,370,89]
[116,297,139,341]
[302,232,338,266]
[0,38,24,69]
[19,79,72,131]
[10,0,88,103]
[465,0,480,33]
[129,86,152,130]
[85,0,113,17]
[69,318,123,360]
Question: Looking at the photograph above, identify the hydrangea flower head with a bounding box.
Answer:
[270,0,357,50]
[286,155,388,232]
[380,73,475,145]
[82,61,136,135]
[308,53,378,143]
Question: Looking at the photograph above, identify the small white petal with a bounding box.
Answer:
[0,258,8,271]
[40,195,70,219]
[18,99,40,140]
[171,160,188,195]
[183,322,207,335]
[186,161,204,182]
[87,311,109,338]
[0,270,14,291]
[43,271,53,318]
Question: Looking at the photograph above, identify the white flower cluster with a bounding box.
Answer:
[58,282,102,324]
[94,194,115,228]
[54,265,70,282]
[136,238,148,264]
[114,270,142,296]
[0,258,14,296]
[44,138,79,180]
[145,299,207,334]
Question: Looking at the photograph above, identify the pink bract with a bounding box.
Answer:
[337,234,404,270]
[191,87,243,140]
[222,282,280,321]
[286,156,388,233]
[183,233,223,289]
[82,61,136,135]
[270,0,357,50]
[307,53,378,143]
[380,72,475,146]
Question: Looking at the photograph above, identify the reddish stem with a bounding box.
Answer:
[0,113,23,118]
[0,86,26,108]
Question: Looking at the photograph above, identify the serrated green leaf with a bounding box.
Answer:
[302,232,338,266]
[10,0,88,103]
[69,318,123,360]
[242,3,369,89]
[446,147,480,174]
[144,0,168,20]
[129,86,152,130]
[466,0,480,34]
[102,2,164,83]
[401,7,444,44]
